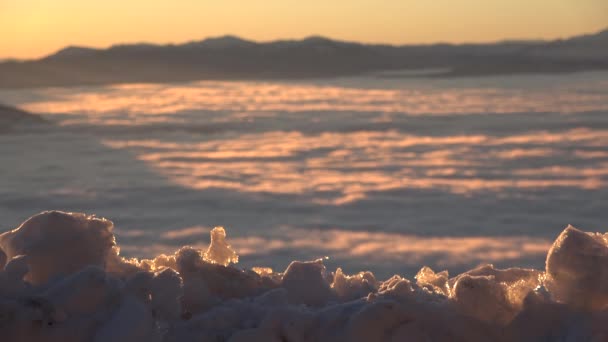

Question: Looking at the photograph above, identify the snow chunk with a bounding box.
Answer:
[415,266,449,296]
[93,296,160,342]
[0,211,115,285]
[0,256,29,296]
[450,264,541,324]
[43,266,117,316]
[545,224,608,310]
[0,248,6,270]
[332,267,378,301]
[282,259,332,306]
[173,246,277,315]
[203,226,238,266]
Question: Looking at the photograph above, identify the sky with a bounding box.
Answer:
[1,0,607,59]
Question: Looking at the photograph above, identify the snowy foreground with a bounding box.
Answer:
[0,211,607,341]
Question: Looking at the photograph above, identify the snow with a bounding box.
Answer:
[0,211,607,341]
[203,227,238,266]
[545,225,608,311]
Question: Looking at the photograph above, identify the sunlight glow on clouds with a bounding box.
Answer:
[20,79,608,120]
[101,129,608,204]
[8,78,608,205]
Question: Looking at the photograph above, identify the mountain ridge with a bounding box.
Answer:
[1,28,606,88]
[41,28,608,60]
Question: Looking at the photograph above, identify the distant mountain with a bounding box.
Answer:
[567,29,608,44]
[525,29,608,61]
[47,46,100,59]
[188,35,257,49]
[1,29,607,88]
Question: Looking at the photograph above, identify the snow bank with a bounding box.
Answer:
[0,211,606,341]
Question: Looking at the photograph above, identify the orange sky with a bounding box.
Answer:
[1,0,607,59]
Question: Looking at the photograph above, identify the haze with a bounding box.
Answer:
[1,0,607,59]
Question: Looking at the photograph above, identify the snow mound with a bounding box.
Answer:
[0,211,606,341]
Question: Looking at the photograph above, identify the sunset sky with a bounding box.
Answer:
[1,0,607,59]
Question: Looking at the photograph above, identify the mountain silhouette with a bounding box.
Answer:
[1,29,606,88]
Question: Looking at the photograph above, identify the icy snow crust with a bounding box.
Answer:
[0,211,606,341]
